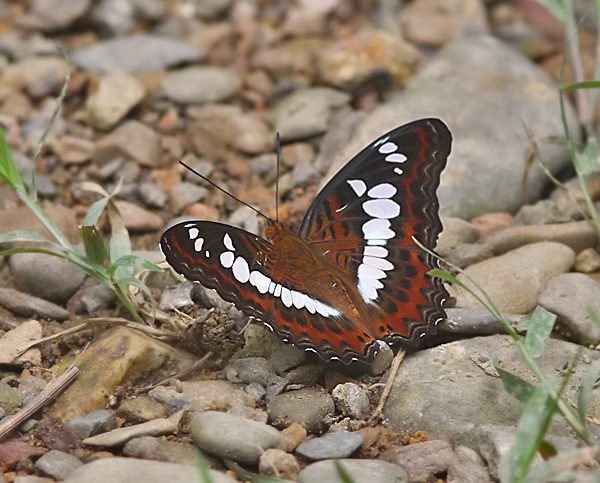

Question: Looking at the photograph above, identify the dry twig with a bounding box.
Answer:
[369,349,405,424]
[0,366,79,441]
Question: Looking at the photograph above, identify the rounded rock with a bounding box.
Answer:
[454,242,575,314]
[268,388,335,434]
[9,252,86,304]
[67,409,116,439]
[35,450,83,480]
[296,431,363,460]
[190,411,283,466]
[162,66,241,104]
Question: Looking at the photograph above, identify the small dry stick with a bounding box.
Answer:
[370,349,406,424]
[0,366,79,442]
[135,351,213,394]
[15,317,178,357]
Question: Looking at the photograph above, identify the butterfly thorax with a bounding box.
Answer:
[264,221,374,327]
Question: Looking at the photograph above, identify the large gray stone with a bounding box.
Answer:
[323,34,576,219]
[538,273,600,345]
[384,335,600,440]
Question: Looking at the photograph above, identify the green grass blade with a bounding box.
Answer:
[524,306,557,359]
[0,128,24,190]
[192,448,215,483]
[495,365,536,403]
[574,142,600,175]
[80,225,108,267]
[107,255,163,278]
[114,276,156,318]
[508,388,557,483]
[333,461,355,483]
[106,202,132,280]
[0,247,67,259]
[564,80,600,91]
[0,230,51,244]
[84,197,110,227]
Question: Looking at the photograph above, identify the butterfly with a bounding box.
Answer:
[160,118,452,364]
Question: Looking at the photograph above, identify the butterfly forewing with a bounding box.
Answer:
[160,221,277,320]
[297,118,451,346]
[160,221,378,363]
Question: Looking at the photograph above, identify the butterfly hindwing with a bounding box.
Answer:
[297,118,451,345]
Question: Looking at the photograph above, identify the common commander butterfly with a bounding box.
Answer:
[160,118,451,364]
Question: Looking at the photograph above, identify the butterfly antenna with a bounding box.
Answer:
[275,132,281,222]
[179,161,271,223]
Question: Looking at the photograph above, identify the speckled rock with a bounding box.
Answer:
[538,273,600,345]
[94,121,162,167]
[86,72,146,130]
[384,335,600,440]
[259,448,300,480]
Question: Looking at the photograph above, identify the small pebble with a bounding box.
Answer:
[35,450,83,480]
[296,431,363,460]
[67,409,116,440]
[268,388,335,434]
[574,247,600,273]
[332,382,370,420]
[191,411,284,466]
[259,448,300,480]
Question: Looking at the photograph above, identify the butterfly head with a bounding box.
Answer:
[264,219,293,244]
